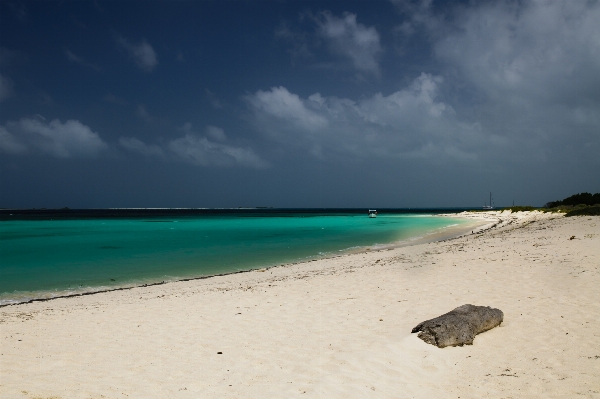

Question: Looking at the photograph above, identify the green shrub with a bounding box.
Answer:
[546,192,600,208]
[508,206,537,212]
[565,206,600,217]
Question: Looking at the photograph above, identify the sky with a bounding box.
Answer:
[1,0,599,208]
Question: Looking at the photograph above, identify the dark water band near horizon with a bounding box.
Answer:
[0,209,484,306]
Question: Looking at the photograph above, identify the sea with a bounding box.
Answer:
[0,208,476,306]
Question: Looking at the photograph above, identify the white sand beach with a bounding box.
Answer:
[1,211,599,398]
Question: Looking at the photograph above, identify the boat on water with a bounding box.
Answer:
[483,192,494,210]
[368,210,378,218]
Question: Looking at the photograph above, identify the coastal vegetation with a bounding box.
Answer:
[478,192,600,216]
[545,192,600,216]
[545,192,600,208]
[564,206,600,217]
[507,206,537,212]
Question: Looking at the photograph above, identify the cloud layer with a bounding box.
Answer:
[2,1,599,208]
[0,72,13,101]
[119,137,164,158]
[116,36,158,72]
[65,49,101,72]
[277,11,382,76]
[315,12,382,76]
[265,1,600,168]
[168,135,267,169]
[245,74,487,162]
[431,0,600,159]
[120,124,268,169]
[0,117,108,158]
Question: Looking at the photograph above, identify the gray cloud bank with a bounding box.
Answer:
[262,1,600,167]
[2,1,598,208]
[433,1,600,119]
[1,116,268,169]
[245,74,482,162]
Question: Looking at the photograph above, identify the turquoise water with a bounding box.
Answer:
[0,212,468,304]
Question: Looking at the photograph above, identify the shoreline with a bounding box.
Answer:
[2,211,598,398]
[0,214,488,308]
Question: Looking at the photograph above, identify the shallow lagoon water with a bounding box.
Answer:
[0,211,471,304]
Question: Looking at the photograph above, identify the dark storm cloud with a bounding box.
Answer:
[0,0,598,208]
[432,1,600,138]
[260,1,600,168]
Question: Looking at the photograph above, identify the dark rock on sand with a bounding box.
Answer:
[411,304,503,348]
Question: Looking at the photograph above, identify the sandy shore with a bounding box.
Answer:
[1,211,599,398]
